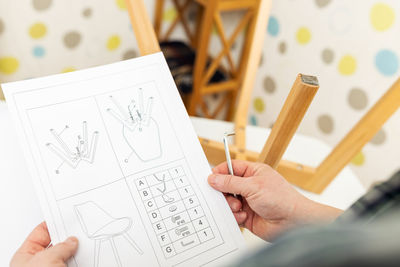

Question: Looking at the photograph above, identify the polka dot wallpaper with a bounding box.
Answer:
[0,0,399,188]
[250,0,400,187]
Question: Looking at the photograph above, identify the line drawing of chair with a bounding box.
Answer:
[74,201,143,267]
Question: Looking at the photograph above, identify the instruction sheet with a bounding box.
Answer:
[3,52,246,267]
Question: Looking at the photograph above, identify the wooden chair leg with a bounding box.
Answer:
[188,1,218,116]
[258,74,319,169]
[154,0,165,39]
[234,0,273,159]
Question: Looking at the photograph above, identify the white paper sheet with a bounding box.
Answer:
[3,52,246,267]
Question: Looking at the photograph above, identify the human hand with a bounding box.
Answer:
[208,160,342,241]
[10,222,78,267]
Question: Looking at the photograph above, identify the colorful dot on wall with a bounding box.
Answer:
[253,97,265,113]
[278,41,287,54]
[267,16,279,37]
[315,0,332,8]
[64,31,82,49]
[32,46,46,58]
[375,49,399,76]
[82,8,92,18]
[32,0,53,11]
[317,114,334,134]
[0,18,4,35]
[370,3,395,31]
[263,76,276,94]
[370,129,387,145]
[351,151,365,166]
[321,48,334,64]
[123,49,138,60]
[61,67,76,73]
[296,27,311,45]
[249,115,257,126]
[115,0,127,10]
[348,88,368,110]
[29,22,47,39]
[163,7,177,22]
[0,57,19,74]
[338,55,357,75]
[107,35,121,51]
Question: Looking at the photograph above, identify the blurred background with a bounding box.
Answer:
[0,0,399,188]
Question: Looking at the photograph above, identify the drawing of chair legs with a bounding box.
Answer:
[74,201,143,267]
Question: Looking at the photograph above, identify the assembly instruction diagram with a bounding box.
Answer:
[4,53,245,267]
[46,121,99,174]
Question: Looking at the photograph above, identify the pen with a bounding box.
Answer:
[223,132,238,198]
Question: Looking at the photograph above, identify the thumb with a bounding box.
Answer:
[208,174,257,197]
[45,237,79,262]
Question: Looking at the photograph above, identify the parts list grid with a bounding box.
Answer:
[134,165,215,258]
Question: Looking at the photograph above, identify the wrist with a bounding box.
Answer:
[291,194,343,225]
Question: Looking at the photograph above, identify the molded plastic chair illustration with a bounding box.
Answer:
[74,201,143,267]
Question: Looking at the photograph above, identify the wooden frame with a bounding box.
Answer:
[154,0,270,120]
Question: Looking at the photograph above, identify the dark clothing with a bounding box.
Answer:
[235,171,400,267]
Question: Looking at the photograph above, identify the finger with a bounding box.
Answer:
[225,195,242,212]
[45,237,79,262]
[212,160,257,177]
[19,222,51,254]
[208,174,257,197]
[233,211,247,225]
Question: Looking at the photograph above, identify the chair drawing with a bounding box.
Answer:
[74,201,143,267]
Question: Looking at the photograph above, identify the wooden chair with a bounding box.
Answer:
[153,0,269,120]
[126,0,400,194]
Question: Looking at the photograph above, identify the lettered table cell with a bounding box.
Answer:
[139,188,153,201]
[144,199,158,212]
[148,209,162,223]
[162,244,176,258]
[157,232,172,247]
[153,220,167,235]
[135,177,148,190]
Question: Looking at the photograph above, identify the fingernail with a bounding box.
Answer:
[66,237,78,245]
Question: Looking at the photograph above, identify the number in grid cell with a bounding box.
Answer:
[135,177,148,190]
[173,234,200,253]
[153,220,167,235]
[164,211,191,230]
[162,244,176,258]
[144,199,158,212]
[168,222,196,242]
[148,209,162,223]
[169,166,185,178]
[173,175,190,188]
[139,188,152,200]
[178,186,194,199]
[193,216,209,232]
[183,195,199,209]
[188,206,204,220]
[154,190,180,209]
[198,227,214,243]
[157,232,172,247]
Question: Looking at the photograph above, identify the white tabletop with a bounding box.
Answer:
[0,101,366,265]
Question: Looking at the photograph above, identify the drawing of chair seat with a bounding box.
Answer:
[74,201,143,267]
